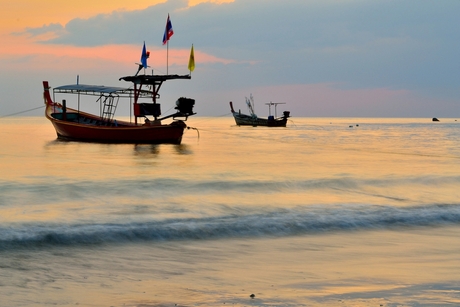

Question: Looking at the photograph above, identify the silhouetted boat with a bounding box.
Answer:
[43,74,195,144]
[229,94,290,127]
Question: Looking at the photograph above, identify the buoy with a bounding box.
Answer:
[250,294,255,298]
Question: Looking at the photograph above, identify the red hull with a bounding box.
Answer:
[42,77,195,144]
[45,106,185,144]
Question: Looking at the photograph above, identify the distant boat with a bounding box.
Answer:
[229,94,290,127]
[43,74,196,144]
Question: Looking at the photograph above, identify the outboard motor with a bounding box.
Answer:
[283,111,290,118]
[175,97,195,116]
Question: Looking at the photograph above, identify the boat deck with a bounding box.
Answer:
[50,112,131,127]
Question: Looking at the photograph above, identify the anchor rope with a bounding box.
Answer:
[0,105,45,119]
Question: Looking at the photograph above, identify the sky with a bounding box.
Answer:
[1,0,459,118]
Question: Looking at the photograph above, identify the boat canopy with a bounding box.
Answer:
[53,84,132,96]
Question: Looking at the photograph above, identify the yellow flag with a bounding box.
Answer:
[188,44,195,72]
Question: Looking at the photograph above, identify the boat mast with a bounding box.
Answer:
[246,94,256,117]
[77,75,80,116]
[265,102,286,117]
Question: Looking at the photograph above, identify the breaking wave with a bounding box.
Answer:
[1,203,460,250]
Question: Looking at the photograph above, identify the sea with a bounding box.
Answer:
[1,116,460,307]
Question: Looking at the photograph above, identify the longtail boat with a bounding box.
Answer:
[43,73,195,144]
[229,94,290,127]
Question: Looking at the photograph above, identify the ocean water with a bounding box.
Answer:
[1,116,460,307]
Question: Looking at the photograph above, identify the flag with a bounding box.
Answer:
[188,44,195,72]
[140,41,149,68]
[162,14,174,45]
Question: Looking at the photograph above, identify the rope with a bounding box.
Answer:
[186,126,200,139]
[0,105,45,119]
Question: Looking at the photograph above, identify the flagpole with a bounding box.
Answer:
[166,40,169,75]
[163,13,173,75]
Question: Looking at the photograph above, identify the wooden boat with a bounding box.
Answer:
[229,94,290,127]
[43,74,196,144]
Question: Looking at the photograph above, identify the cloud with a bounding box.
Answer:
[31,0,189,47]
[15,23,65,38]
[25,0,460,89]
[3,0,460,118]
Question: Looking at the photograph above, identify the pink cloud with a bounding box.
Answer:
[1,36,232,73]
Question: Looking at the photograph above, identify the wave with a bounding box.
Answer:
[1,203,460,250]
[2,175,460,206]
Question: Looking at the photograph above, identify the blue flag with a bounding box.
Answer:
[141,42,148,68]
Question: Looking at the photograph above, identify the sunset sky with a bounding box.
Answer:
[1,0,459,117]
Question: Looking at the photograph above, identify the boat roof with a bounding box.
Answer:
[120,74,191,84]
[53,84,131,95]
[53,74,191,96]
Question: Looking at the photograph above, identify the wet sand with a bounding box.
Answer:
[6,227,458,307]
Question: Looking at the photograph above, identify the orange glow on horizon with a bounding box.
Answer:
[0,33,233,73]
[0,0,235,70]
[1,1,167,33]
[1,0,233,33]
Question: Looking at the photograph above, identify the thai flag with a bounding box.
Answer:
[162,14,174,45]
